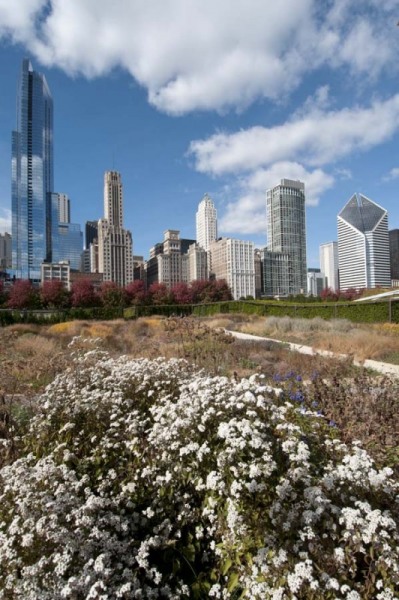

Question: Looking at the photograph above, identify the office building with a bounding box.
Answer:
[196,194,217,252]
[41,261,71,290]
[98,171,134,286]
[209,238,255,300]
[57,193,70,224]
[145,230,197,288]
[85,221,98,249]
[307,268,326,297]
[266,179,307,295]
[12,59,57,280]
[0,233,12,269]
[262,250,290,297]
[187,243,208,282]
[319,241,339,291]
[337,193,391,290]
[52,222,83,270]
[389,229,399,281]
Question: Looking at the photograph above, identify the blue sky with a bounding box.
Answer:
[1,0,399,266]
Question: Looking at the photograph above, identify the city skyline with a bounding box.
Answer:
[1,4,399,266]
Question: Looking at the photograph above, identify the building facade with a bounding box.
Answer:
[41,261,71,290]
[12,59,57,280]
[307,268,326,297]
[266,179,307,295]
[196,194,217,252]
[0,233,12,269]
[337,193,391,290]
[98,171,134,286]
[389,229,399,281]
[209,238,255,300]
[57,193,70,224]
[319,241,339,292]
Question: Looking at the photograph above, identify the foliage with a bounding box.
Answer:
[7,280,40,309]
[40,280,70,309]
[99,281,128,308]
[0,281,8,307]
[190,279,233,303]
[70,279,98,308]
[148,282,171,305]
[0,346,398,598]
[171,282,193,305]
[125,280,148,305]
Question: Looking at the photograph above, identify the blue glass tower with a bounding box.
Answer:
[12,59,56,280]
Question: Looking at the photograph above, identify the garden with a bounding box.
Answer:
[0,315,398,598]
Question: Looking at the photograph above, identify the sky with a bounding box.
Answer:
[1,0,399,267]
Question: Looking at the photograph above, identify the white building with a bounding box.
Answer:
[209,238,255,300]
[196,194,217,252]
[98,171,134,286]
[187,243,208,282]
[266,179,307,295]
[41,261,71,290]
[57,193,70,224]
[319,241,339,291]
[337,193,391,290]
[307,270,326,297]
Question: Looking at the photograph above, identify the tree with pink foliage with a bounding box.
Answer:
[125,280,148,305]
[170,282,192,305]
[40,280,70,309]
[70,279,98,308]
[7,280,40,309]
[148,282,171,305]
[99,281,128,308]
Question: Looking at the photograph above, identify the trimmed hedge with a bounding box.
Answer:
[1,299,398,325]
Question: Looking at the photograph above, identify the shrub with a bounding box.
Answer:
[0,348,398,598]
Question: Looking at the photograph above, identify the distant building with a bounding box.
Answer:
[254,249,263,299]
[52,221,83,271]
[145,230,198,288]
[319,241,339,291]
[187,243,208,282]
[41,261,71,290]
[98,171,134,286]
[389,229,399,281]
[307,268,326,297]
[85,221,98,249]
[337,193,391,290]
[0,232,12,269]
[12,59,56,280]
[209,238,255,300]
[80,248,91,273]
[57,193,70,224]
[266,179,307,295]
[262,249,290,297]
[196,194,217,252]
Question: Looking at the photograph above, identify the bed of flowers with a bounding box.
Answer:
[0,339,398,599]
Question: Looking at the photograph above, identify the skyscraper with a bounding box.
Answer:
[98,171,134,286]
[319,241,339,291]
[57,193,70,224]
[265,179,307,295]
[12,59,57,280]
[337,193,391,290]
[196,194,217,252]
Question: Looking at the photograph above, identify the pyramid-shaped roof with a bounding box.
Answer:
[338,193,386,233]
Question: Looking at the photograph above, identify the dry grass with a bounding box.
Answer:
[232,316,399,364]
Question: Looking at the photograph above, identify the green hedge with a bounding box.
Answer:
[1,299,398,325]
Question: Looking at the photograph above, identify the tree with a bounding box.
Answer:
[99,282,128,308]
[320,287,339,302]
[210,279,233,301]
[70,279,98,308]
[0,281,8,307]
[189,279,212,304]
[170,282,192,305]
[148,282,170,305]
[190,279,233,303]
[125,280,148,305]
[40,280,70,309]
[7,280,40,309]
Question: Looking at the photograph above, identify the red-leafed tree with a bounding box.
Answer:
[7,280,40,309]
[148,282,171,305]
[190,279,233,303]
[340,287,361,301]
[210,279,233,301]
[125,280,148,305]
[320,287,339,302]
[70,279,98,308]
[170,282,192,305]
[40,280,70,309]
[189,280,212,304]
[98,281,128,308]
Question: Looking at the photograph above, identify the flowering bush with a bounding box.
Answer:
[0,344,398,598]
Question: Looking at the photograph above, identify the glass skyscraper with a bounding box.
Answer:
[12,59,57,280]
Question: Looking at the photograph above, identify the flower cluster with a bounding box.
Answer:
[0,348,398,598]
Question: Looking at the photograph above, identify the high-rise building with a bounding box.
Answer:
[209,238,255,300]
[389,229,399,281]
[0,233,12,269]
[98,171,134,286]
[307,268,326,297]
[57,193,70,224]
[85,221,98,249]
[196,194,217,252]
[337,193,391,290]
[319,241,339,291]
[12,59,57,280]
[266,179,307,295]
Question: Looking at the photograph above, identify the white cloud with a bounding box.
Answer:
[0,208,12,234]
[189,94,399,175]
[383,167,399,181]
[0,0,398,114]
[219,163,334,235]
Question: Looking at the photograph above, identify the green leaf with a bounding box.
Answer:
[227,572,239,593]
[222,557,232,575]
